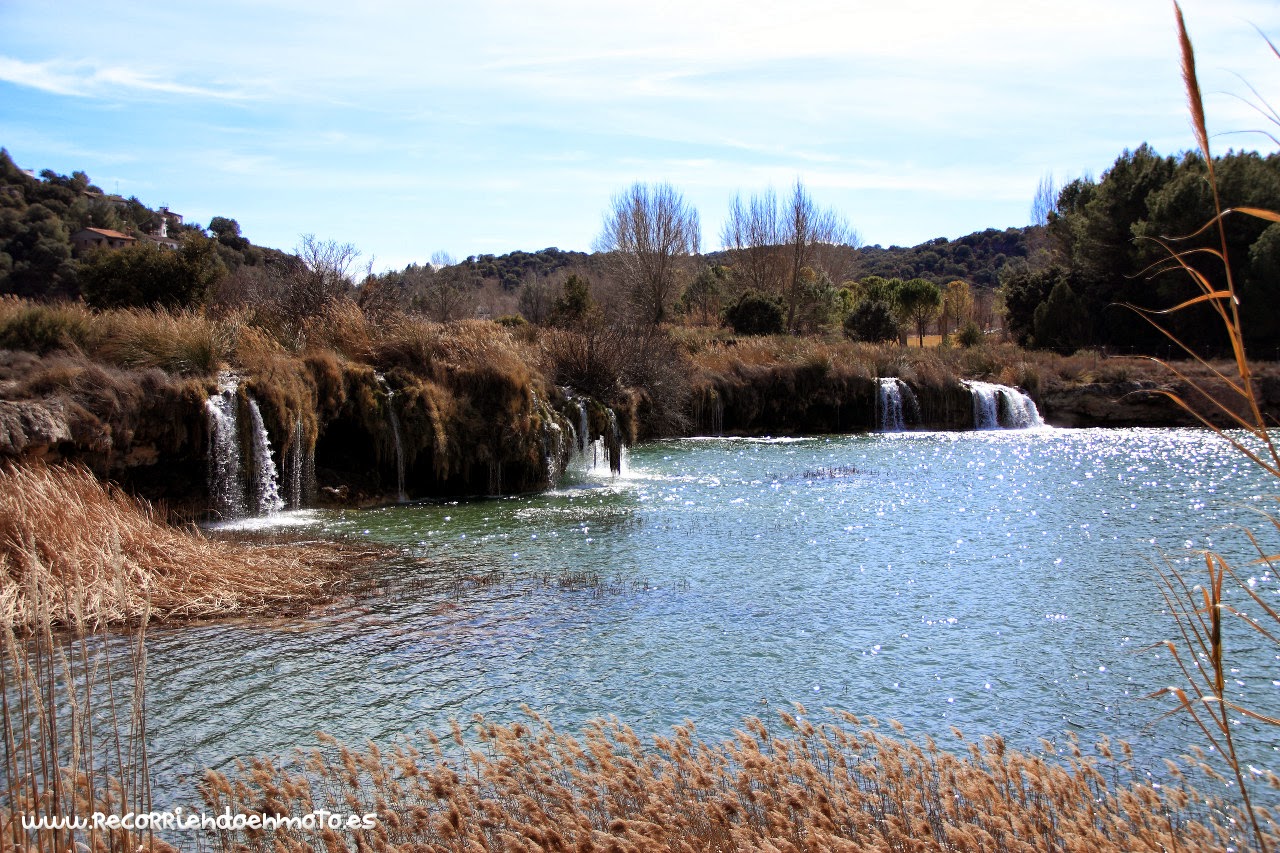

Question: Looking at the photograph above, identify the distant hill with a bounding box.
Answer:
[454,247,595,289]
[0,148,290,301]
[848,226,1036,288]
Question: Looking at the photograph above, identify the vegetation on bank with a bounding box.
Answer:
[0,463,382,630]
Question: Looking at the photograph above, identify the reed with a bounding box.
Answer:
[201,707,1254,852]
[1134,6,1280,850]
[0,462,371,630]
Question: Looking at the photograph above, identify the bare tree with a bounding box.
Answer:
[1030,172,1059,226]
[517,271,557,325]
[721,188,784,296]
[412,256,473,322]
[594,182,700,324]
[721,182,858,331]
[782,180,858,332]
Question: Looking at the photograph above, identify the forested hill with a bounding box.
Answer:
[3,142,1031,309]
[452,227,1035,292]
[848,227,1035,288]
[0,148,291,302]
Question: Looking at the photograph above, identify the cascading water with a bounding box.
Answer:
[964,380,1044,430]
[604,407,626,475]
[878,378,906,432]
[284,416,315,509]
[205,380,248,519]
[1002,388,1045,428]
[387,393,408,502]
[967,381,1001,429]
[204,374,284,519]
[559,393,627,479]
[533,389,569,489]
[246,399,284,514]
[374,374,409,502]
[577,399,589,454]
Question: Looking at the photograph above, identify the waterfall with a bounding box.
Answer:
[964,380,1044,430]
[284,416,314,509]
[1002,388,1045,428]
[560,393,627,479]
[205,381,248,519]
[604,407,626,475]
[374,374,409,502]
[246,399,284,514]
[204,375,284,519]
[878,378,905,432]
[967,381,1001,429]
[386,391,408,502]
[533,389,569,488]
[695,389,725,435]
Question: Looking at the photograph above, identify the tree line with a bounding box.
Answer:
[0,147,1019,349]
[1002,144,1280,355]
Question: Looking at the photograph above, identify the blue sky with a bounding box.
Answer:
[2,0,1278,272]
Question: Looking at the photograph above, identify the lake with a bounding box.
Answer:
[142,426,1279,803]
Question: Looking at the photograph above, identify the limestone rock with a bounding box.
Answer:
[0,399,73,459]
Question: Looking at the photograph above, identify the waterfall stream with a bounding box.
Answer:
[204,375,284,519]
[964,380,1044,430]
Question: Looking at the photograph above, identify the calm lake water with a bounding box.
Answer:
[140,427,1279,801]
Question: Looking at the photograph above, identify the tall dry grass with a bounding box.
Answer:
[0,296,235,375]
[0,462,371,630]
[1,608,162,853]
[1136,6,1280,851]
[201,707,1259,852]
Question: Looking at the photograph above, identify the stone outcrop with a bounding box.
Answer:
[0,399,72,459]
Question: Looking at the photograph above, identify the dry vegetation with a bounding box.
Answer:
[0,462,376,630]
[197,708,1265,852]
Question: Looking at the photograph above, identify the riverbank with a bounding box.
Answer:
[4,297,1275,520]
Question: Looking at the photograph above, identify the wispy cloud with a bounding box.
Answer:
[0,56,250,101]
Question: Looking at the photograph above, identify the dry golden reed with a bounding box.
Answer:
[0,462,361,630]
[201,707,1266,852]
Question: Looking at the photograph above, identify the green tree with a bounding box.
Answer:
[1032,279,1089,354]
[553,273,594,326]
[80,234,224,309]
[723,290,784,335]
[843,299,899,342]
[209,216,249,251]
[894,278,943,346]
[1243,221,1280,346]
[998,263,1057,346]
[940,280,974,336]
[855,275,901,305]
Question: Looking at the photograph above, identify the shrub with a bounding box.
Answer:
[956,321,985,348]
[723,290,784,336]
